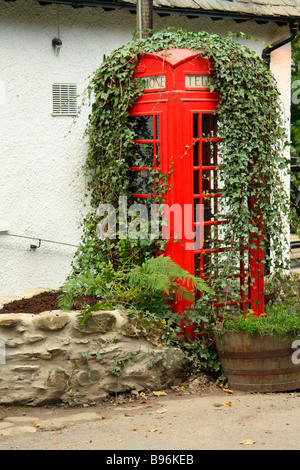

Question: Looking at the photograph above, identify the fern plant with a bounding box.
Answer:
[58,255,213,315]
[125,255,213,302]
[57,261,138,311]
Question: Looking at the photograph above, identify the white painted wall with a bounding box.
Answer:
[0,0,292,294]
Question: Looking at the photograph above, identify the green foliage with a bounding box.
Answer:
[75,27,289,280]
[222,298,300,338]
[59,254,219,375]
[291,32,300,236]
[64,28,291,378]
[58,262,136,312]
[111,352,138,377]
[125,255,214,302]
[292,32,300,160]
[58,255,212,313]
[220,274,300,338]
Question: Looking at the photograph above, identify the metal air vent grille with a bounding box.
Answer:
[52,83,77,116]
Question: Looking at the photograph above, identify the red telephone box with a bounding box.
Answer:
[129,49,264,327]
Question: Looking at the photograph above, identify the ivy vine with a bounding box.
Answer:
[75,27,289,282]
[63,28,291,376]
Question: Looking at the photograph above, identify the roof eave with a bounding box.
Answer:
[34,0,300,23]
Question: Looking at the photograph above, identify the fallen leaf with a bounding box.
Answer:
[132,428,139,431]
[240,439,255,445]
[140,392,146,398]
[223,388,234,394]
[150,428,159,432]
[156,408,166,414]
[265,431,272,434]
[153,391,167,396]
[213,403,223,407]
[224,402,232,406]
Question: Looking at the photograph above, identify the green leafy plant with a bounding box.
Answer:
[221,298,300,338]
[75,28,289,282]
[111,352,138,377]
[63,27,291,378]
[58,255,212,314]
[125,255,213,301]
[219,274,300,338]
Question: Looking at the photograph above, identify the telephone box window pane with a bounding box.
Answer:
[130,115,154,140]
[194,170,200,195]
[204,197,213,222]
[130,170,152,195]
[240,275,250,300]
[193,142,199,166]
[204,225,211,249]
[194,225,202,251]
[243,250,249,271]
[194,254,200,277]
[202,142,216,166]
[155,115,160,139]
[203,253,211,276]
[202,169,216,192]
[129,143,154,167]
[194,198,201,223]
[155,144,160,168]
[202,114,215,137]
[193,114,199,139]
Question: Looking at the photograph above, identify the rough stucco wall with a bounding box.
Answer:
[0,0,291,295]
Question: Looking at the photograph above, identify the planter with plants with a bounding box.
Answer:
[215,277,300,392]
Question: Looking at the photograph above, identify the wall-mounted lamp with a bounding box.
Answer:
[52,37,62,56]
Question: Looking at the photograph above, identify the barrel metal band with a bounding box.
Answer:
[223,366,300,376]
[219,349,291,359]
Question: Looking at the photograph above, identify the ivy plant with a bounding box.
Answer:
[62,28,291,376]
[76,28,289,275]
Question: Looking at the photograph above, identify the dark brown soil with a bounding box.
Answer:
[0,291,99,315]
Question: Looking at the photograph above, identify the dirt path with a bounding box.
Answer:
[1,387,300,451]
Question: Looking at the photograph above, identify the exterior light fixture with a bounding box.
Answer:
[52,37,62,55]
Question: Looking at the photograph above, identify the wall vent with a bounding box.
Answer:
[52,83,77,116]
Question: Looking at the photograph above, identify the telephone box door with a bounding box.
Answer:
[129,49,264,324]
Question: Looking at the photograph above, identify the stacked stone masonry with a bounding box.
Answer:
[0,309,187,406]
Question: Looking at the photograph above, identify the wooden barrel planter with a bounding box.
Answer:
[215,330,300,392]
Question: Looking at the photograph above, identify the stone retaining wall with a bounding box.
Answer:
[0,308,187,406]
